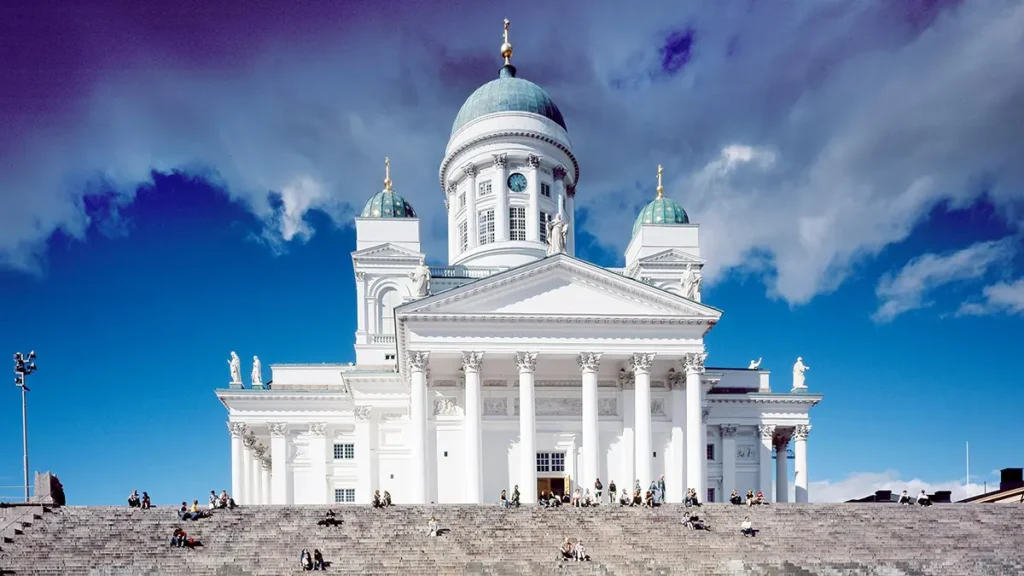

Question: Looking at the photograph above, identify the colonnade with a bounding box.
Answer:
[228,422,273,505]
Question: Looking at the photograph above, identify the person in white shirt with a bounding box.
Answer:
[572,488,582,507]
[582,489,593,507]
[741,517,755,537]
[573,539,588,562]
[917,490,932,507]
[898,490,911,505]
[427,516,439,537]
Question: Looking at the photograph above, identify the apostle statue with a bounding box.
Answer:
[251,355,263,389]
[409,263,431,298]
[792,357,809,390]
[748,357,762,370]
[228,351,242,384]
[545,213,568,256]
[680,263,702,301]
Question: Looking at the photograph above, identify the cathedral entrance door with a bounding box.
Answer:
[537,476,569,499]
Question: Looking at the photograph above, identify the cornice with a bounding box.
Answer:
[440,127,580,193]
[398,313,714,326]
[708,394,822,406]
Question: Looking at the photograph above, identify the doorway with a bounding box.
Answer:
[537,476,570,498]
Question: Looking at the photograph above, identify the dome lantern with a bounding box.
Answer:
[360,157,417,219]
[632,164,689,237]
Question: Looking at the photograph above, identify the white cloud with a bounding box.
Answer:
[2,0,1023,305]
[957,278,1024,317]
[809,470,984,503]
[871,238,1016,323]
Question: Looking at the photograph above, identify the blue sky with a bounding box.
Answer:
[1,0,1023,504]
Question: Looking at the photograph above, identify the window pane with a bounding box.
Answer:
[706,444,715,461]
[478,181,492,196]
[539,212,551,243]
[509,206,526,241]
[459,221,468,252]
[459,191,466,209]
[478,210,495,245]
[541,183,551,198]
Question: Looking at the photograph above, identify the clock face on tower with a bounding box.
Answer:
[507,172,528,193]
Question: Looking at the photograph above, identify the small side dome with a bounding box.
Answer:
[361,157,417,218]
[632,164,689,237]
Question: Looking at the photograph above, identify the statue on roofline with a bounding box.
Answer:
[748,357,762,370]
[793,357,809,390]
[251,356,263,389]
[228,351,242,384]
[680,263,702,301]
[410,263,431,298]
[546,196,569,256]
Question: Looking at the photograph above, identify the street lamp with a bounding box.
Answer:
[14,351,37,502]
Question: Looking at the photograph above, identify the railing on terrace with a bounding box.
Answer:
[370,334,396,344]
[429,265,506,279]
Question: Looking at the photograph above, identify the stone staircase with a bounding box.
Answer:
[2,503,1023,575]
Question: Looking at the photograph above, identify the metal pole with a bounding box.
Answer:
[22,382,29,502]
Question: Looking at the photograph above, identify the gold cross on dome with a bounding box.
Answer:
[656,164,664,197]
[503,19,510,44]
[384,157,393,190]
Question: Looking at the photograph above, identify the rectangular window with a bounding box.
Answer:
[707,488,716,503]
[333,443,355,460]
[334,488,356,503]
[536,451,566,473]
[539,212,551,243]
[478,210,495,245]
[541,182,551,198]
[459,190,466,209]
[509,206,526,241]
[706,444,715,461]
[478,180,492,196]
[459,221,468,253]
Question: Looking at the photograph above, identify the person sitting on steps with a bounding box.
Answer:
[917,490,932,507]
[300,549,313,571]
[500,489,509,508]
[750,491,769,506]
[427,516,440,537]
[619,490,630,506]
[141,492,151,510]
[313,549,325,570]
[745,490,755,506]
[169,528,187,547]
[179,501,201,521]
[583,488,594,507]
[741,516,756,537]
[383,490,393,507]
[572,488,582,507]
[318,509,341,527]
[684,488,702,507]
[730,490,743,505]
[573,538,590,562]
[683,514,710,531]
[898,490,912,505]
[219,490,236,510]
[631,489,642,507]
[511,485,521,507]
[643,490,655,508]
[208,490,219,510]
[372,490,383,508]
[128,490,141,508]
[560,538,574,561]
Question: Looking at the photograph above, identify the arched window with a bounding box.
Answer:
[378,288,402,334]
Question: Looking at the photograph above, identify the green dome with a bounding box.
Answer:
[452,65,567,136]
[361,190,416,219]
[632,196,689,237]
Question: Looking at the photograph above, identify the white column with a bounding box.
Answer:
[252,446,265,504]
[526,155,540,242]
[517,352,538,503]
[462,352,484,503]
[758,424,776,501]
[493,153,508,241]
[308,423,329,504]
[776,434,790,503]
[260,460,271,505]
[578,352,602,493]
[684,353,706,497]
[721,425,737,502]
[794,424,811,502]
[241,436,255,505]
[464,164,479,250]
[565,185,576,256]
[632,353,656,490]
[446,183,458,260]
[667,377,685,502]
[409,351,429,504]
[553,168,566,217]
[354,407,376,503]
[701,408,709,499]
[620,378,635,495]
[228,423,246,504]
[269,423,291,505]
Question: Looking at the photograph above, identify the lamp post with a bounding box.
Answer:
[14,351,37,502]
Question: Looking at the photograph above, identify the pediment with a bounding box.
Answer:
[637,248,705,265]
[398,254,720,319]
[351,243,424,262]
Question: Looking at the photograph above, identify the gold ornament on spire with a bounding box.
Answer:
[656,164,665,198]
[501,19,513,65]
[383,157,393,191]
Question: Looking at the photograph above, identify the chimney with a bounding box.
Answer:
[999,468,1023,491]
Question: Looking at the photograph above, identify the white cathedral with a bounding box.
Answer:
[217,21,821,508]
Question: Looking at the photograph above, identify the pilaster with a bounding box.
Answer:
[526,154,541,242]
[307,422,329,505]
[721,425,737,503]
[268,422,291,505]
[492,154,508,242]
[464,164,479,250]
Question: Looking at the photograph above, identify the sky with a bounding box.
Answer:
[1,0,1022,504]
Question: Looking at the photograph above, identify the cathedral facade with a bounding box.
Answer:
[216,21,820,507]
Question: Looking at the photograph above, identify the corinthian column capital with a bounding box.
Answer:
[577,352,602,373]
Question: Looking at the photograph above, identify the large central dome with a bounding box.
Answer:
[451,65,567,136]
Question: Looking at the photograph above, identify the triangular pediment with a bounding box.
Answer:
[351,243,423,262]
[398,254,720,319]
[637,248,705,265]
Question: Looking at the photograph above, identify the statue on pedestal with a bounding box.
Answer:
[546,213,568,256]
[680,263,702,301]
[228,351,242,384]
[792,357,809,390]
[251,356,263,389]
[410,263,431,298]
[748,357,762,370]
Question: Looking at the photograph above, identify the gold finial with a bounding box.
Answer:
[383,157,393,191]
[501,19,513,65]
[656,164,664,198]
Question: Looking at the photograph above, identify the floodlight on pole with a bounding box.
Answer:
[14,350,37,502]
